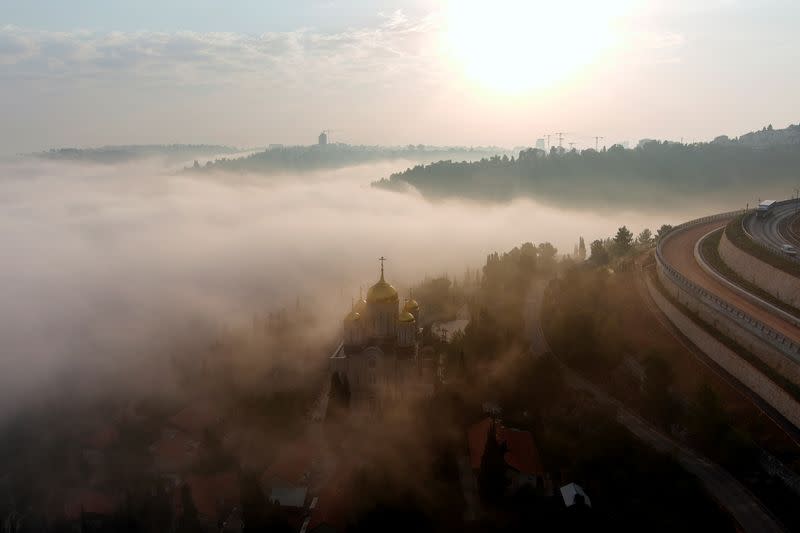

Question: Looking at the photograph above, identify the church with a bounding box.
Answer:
[330,258,435,414]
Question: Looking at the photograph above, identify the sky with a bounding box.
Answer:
[1,0,799,154]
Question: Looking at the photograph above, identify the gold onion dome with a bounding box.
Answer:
[344,310,361,322]
[399,311,416,323]
[403,299,419,312]
[354,298,367,313]
[367,263,398,304]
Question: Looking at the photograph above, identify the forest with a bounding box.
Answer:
[187,144,507,175]
[374,131,800,209]
[37,145,239,165]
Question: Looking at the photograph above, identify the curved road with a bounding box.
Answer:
[661,219,800,344]
[746,202,800,255]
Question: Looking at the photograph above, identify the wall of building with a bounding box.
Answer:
[646,275,800,428]
[718,230,800,309]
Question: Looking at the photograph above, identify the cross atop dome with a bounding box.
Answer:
[379,256,387,281]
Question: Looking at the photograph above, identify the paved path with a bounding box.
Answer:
[661,219,800,344]
[526,282,786,533]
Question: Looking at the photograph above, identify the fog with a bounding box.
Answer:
[0,156,703,419]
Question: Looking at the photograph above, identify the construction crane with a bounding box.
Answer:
[594,136,604,151]
[554,132,566,149]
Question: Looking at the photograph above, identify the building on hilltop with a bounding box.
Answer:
[330,258,434,414]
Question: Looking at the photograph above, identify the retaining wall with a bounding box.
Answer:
[719,230,800,309]
[656,211,800,385]
[656,263,800,386]
[646,275,800,428]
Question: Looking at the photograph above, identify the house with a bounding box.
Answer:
[468,417,549,493]
[560,483,591,508]
[270,487,308,508]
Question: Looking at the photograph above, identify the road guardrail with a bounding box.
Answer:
[656,211,800,363]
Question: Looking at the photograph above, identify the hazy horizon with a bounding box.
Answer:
[2,0,799,156]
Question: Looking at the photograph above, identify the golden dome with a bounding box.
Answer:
[403,299,419,312]
[344,310,361,322]
[367,280,398,304]
[399,311,416,323]
[354,298,367,313]
[366,267,399,304]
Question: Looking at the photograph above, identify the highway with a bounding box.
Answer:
[525,284,786,533]
[660,219,800,344]
[746,202,800,255]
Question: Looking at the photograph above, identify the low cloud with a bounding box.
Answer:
[0,157,681,420]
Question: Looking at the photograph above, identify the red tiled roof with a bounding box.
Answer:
[499,426,543,475]
[185,471,240,521]
[467,417,544,476]
[468,418,493,470]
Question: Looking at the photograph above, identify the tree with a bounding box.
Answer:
[643,355,676,425]
[612,226,634,255]
[636,228,653,247]
[578,236,586,260]
[175,484,202,533]
[330,372,343,405]
[689,384,728,451]
[655,224,673,241]
[478,420,508,503]
[240,471,295,533]
[537,242,558,272]
[589,240,609,265]
[519,242,538,273]
[329,372,351,412]
[341,374,351,407]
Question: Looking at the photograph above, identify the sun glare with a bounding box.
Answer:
[443,0,633,94]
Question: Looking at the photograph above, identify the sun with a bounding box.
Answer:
[442,0,632,94]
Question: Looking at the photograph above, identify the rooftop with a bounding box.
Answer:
[561,483,592,508]
[467,417,545,476]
